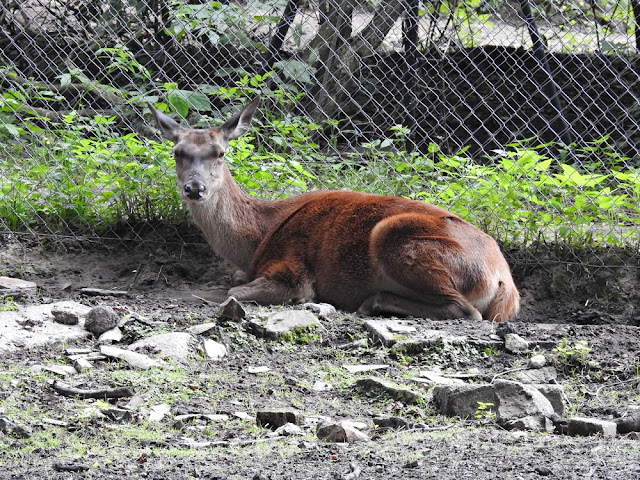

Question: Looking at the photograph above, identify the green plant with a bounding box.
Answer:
[0,297,18,312]
[551,338,593,373]
[474,401,496,421]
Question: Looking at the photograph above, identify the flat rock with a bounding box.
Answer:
[342,364,388,374]
[97,327,122,344]
[0,301,91,353]
[363,319,469,349]
[356,377,422,404]
[129,332,194,364]
[511,366,558,384]
[413,370,465,385]
[433,384,498,418]
[100,345,163,370]
[0,276,37,296]
[567,417,617,437]
[250,310,320,339]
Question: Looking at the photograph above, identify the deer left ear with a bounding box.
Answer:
[220,95,261,140]
[148,103,186,143]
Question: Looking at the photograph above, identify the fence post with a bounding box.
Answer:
[518,0,574,147]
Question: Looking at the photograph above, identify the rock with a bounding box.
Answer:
[72,358,93,372]
[80,288,128,297]
[493,380,554,432]
[512,366,558,384]
[256,409,305,430]
[412,370,465,385]
[362,319,418,346]
[51,305,80,325]
[502,415,554,432]
[0,417,32,438]
[216,297,245,322]
[0,301,91,354]
[97,327,122,344]
[148,403,171,422]
[247,366,270,374]
[355,377,422,404]
[84,306,120,336]
[342,364,389,374]
[316,421,369,443]
[303,302,337,319]
[0,276,37,296]
[203,339,227,361]
[263,310,320,339]
[129,332,194,364]
[614,415,640,434]
[567,417,617,437]
[187,323,217,336]
[36,364,78,377]
[373,416,411,431]
[432,384,497,418]
[272,423,305,437]
[504,333,529,353]
[100,345,163,370]
[528,354,547,368]
[533,384,565,416]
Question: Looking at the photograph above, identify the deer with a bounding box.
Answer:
[148,96,520,322]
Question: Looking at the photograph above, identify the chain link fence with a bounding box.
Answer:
[1,0,639,266]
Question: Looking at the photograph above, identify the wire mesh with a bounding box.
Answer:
[0,0,639,267]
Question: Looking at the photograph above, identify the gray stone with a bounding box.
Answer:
[100,345,163,370]
[72,358,94,372]
[186,323,217,335]
[272,423,305,437]
[363,319,468,349]
[316,421,369,443]
[504,333,529,353]
[528,354,547,368]
[342,364,388,374]
[355,377,422,404]
[0,276,37,296]
[256,409,305,430]
[373,416,411,431]
[97,327,122,344]
[502,415,554,432]
[129,332,194,364]
[51,305,80,325]
[0,301,91,353]
[413,370,465,385]
[84,306,120,336]
[567,417,617,437]
[493,380,554,432]
[512,366,558,384]
[533,384,565,416]
[203,339,227,361]
[432,384,498,418]
[252,310,320,339]
[216,297,245,322]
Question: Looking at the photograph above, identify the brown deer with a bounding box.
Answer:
[149,96,520,321]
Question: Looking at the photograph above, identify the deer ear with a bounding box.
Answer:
[148,103,185,143]
[220,95,261,140]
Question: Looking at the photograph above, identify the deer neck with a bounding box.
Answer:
[186,166,279,271]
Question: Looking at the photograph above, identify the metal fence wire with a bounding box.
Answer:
[1,0,640,265]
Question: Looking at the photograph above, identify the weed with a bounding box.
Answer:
[551,338,593,373]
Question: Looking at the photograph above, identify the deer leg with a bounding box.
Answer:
[357,291,483,321]
[228,261,315,305]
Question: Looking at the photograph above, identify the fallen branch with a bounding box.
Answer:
[51,380,134,399]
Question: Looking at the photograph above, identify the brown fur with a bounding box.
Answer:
[149,97,520,321]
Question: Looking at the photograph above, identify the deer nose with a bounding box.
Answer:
[184,180,206,200]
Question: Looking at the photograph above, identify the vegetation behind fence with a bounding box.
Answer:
[1,0,639,265]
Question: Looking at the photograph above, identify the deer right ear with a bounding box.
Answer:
[148,103,185,143]
[220,95,261,140]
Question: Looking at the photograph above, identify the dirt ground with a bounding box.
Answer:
[0,229,639,480]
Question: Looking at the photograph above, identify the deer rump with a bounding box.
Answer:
[229,190,519,322]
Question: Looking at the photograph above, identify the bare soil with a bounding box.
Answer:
[0,229,639,480]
